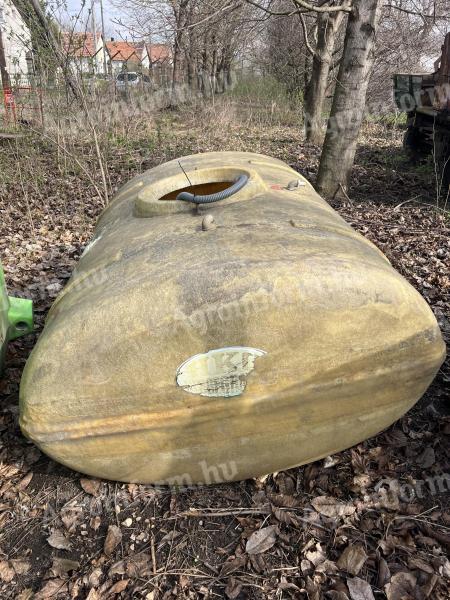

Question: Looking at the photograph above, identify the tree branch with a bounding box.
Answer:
[297,11,316,56]
[245,0,352,15]
[292,0,352,12]
[384,3,449,20]
[245,0,301,16]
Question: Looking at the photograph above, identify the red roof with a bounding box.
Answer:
[61,34,171,66]
[106,41,141,62]
[62,32,102,58]
[147,43,171,65]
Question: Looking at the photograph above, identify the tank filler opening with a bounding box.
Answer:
[159,172,249,205]
[160,181,232,201]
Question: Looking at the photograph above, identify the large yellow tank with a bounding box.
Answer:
[20,152,445,484]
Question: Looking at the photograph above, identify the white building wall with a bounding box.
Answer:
[69,57,93,75]
[0,0,32,83]
[66,35,107,76]
[140,49,149,70]
[94,35,106,74]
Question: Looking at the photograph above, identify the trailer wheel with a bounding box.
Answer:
[433,130,450,200]
[403,126,429,163]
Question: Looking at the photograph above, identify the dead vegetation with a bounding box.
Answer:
[0,97,449,599]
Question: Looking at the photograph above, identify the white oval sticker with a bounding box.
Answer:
[176,346,266,397]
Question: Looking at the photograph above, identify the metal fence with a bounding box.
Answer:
[0,58,177,130]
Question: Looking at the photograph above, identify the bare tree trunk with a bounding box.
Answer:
[200,43,211,98]
[171,0,189,95]
[304,3,348,144]
[316,0,382,197]
[303,47,311,93]
[226,66,234,90]
[186,51,195,88]
[220,48,234,92]
[211,39,217,95]
[171,36,182,92]
[186,31,196,89]
[0,28,11,91]
[216,49,230,94]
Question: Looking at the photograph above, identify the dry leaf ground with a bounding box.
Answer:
[0,97,448,599]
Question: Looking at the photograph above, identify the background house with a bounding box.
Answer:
[0,0,32,84]
[146,43,172,86]
[106,40,143,75]
[147,43,171,68]
[62,32,106,75]
[105,40,172,77]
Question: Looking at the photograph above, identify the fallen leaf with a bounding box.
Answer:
[323,455,340,468]
[0,560,15,582]
[47,529,71,550]
[50,557,80,577]
[416,447,435,469]
[352,474,371,491]
[90,515,101,531]
[159,529,182,545]
[104,524,122,555]
[24,446,41,466]
[34,578,68,599]
[249,553,267,573]
[246,525,277,555]
[419,522,450,549]
[61,506,83,532]
[316,559,338,574]
[70,577,83,600]
[337,545,368,575]
[179,574,190,589]
[301,558,314,574]
[440,558,450,578]
[269,493,300,508]
[16,589,34,600]
[271,505,301,527]
[311,496,356,518]
[384,572,417,600]
[219,556,246,577]
[125,553,153,577]
[80,478,101,496]
[109,560,126,576]
[10,559,30,575]
[385,430,408,447]
[278,579,301,593]
[305,576,321,600]
[407,556,434,574]
[108,579,129,595]
[305,542,326,567]
[377,556,390,587]
[225,576,242,599]
[17,472,33,490]
[88,567,103,587]
[422,573,439,598]
[347,577,375,600]
[328,592,350,600]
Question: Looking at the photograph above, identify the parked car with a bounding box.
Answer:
[115,72,153,92]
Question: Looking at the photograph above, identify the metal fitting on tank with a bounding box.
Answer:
[202,214,217,231]
[287,179,305,190]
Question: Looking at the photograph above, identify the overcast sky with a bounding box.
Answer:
[55,0,128,39]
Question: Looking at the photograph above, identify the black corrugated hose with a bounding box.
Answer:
[176,174,248,204]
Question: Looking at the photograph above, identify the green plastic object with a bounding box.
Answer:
[0,264,33,373]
